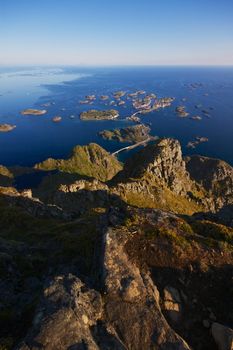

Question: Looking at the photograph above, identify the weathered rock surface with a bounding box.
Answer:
[186,155,233,211]
[17,274,103,350]
[0,186,71,219]
[15,216,192,350]
[163,286,182,323]
[0,137,232,349]
[102,227,191,349]
[211,323,233,350]
[32,138,233,216]
[116,138,193,196]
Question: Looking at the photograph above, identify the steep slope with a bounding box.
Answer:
[186,155,233,210]
[110,138,233,214]
[33,138,233,215]
[110,138,205,214]
[115,138,192,195]
[0,158,232,349]
[35,143,123,182]
[0,165,13,186]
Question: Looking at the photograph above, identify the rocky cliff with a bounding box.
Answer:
[115,138,193,195]
[0,138,233,350]
[186,155,233,211]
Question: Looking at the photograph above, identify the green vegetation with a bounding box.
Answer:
[0,166,13,186]
[0,166,13,179]
[125,213,191,247]
[80,109,119,120]
[190,220,233,245]
[35,143,122,181]
[20,109,47,116]
[0,197,104,348]
[120,191,156,209]
[118,179,203,215]
[99,124,152,143]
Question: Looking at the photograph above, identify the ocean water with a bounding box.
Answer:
[0,66,233,167]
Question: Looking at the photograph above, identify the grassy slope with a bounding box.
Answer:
[35,143,122,182]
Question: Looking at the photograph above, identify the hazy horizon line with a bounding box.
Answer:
[0,63,233,68]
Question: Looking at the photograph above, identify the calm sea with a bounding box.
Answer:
[0,66,233,167]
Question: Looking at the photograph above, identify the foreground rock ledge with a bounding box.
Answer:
[17,226,191,350]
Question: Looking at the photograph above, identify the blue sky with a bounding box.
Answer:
[1,0,233,65]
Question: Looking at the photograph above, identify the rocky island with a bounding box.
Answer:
[100,95,109,100]
[133,96,174,112]
[20,108,47,116]
[86,95,96,100]
[52,116,62,123]
[190,115,202,121]
[126,114,141,123]
[99,124,153,143]
[0,123,16,132]
[77,90,175,120]
[187,136,209,149]
[80,109,119,120]
[113,90,126,99]
[128,90,146,97]
[176,105,189,117]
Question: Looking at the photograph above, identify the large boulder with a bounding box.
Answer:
[163,286,182,324]
[17,274,103,350]
[102,227,191,350]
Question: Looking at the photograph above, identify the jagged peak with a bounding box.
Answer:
[113,138,192,196]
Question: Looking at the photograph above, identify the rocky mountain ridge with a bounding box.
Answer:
[0,138,232,350]
[30,138,233,216]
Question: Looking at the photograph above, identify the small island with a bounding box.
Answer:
[80,109,119,121]
[128,90,146,98]
[126,114,141,123]
[0,123,16,132]
[100,95,109,100]
[98,124,153,143]
[79,95,96,105]
[175,106,189,117]
[113,91,126,99]
[52,116,62,123]
[21,109,47,116]
[86,95,96,101]
[79,100,93,105]
[133,96,174,111]
[41,102,54,107]
[190,115,202,121]
[202,109,211,118]
[187,136,209,149]
[153,97,174,110]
